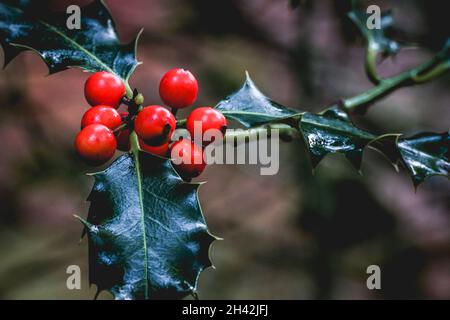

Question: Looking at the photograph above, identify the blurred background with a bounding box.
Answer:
[0,0,449,299]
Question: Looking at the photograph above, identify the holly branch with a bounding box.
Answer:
[0,0,448,300]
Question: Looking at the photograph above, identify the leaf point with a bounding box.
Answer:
[244,70,256,88]
[192,180,207,187]
[210,233,224,241]
[74,214,93,230]
[190,291,199,300]
[93,288,101,301]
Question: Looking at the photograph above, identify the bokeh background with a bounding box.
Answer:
[0,0,449,299]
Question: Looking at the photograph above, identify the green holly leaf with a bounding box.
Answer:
[398,132,450,186]
[0,0,34,65]
[299,106,450,185]
[299,106,376,169]
[349,8,401,57]
[216,75,449,187]
[78,151,216,300]
[0,0,140,80]
[215,72,300,128]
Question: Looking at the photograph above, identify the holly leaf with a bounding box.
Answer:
[215,72,300,128]
[217,75,449,187]
[398,132,450,186]
[0,0,35,65]
[0,0,140,80]
[299,106,376,169]
[78,151,216,300]
[349,8,401,57]
[299,107,450,185]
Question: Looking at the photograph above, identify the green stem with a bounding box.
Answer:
[129,131,148,299]
[343,49,450,113]
[413,60,450,83]
[365,43,381,85]
[124,80,133,99]
[223,124,298,144]
[130,130,141,154]
[176,119,187,128]
[113,122,128,133]
[177,120,299,141]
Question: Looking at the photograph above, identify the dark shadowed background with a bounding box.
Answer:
[0,0,449,299]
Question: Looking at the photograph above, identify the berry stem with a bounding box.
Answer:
[171,108,179,118]
[176,119,186,128]
[113,122,128,133]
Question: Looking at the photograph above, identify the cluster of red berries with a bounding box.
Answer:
[74,68,227,179]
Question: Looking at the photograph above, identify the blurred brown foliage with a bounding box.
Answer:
[0,0,449,299]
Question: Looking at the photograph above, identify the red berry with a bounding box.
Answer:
[159,68,198,109]
[116,128,130,152]
[81,105,122,130]
[139,139,169,157]
[186,107,227,144]
[119,111,129,121]
[116,112,130,151]
[134,105,176,146]
[75,124,117,165]
[84,71,125,108]
[170,139,206,179]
